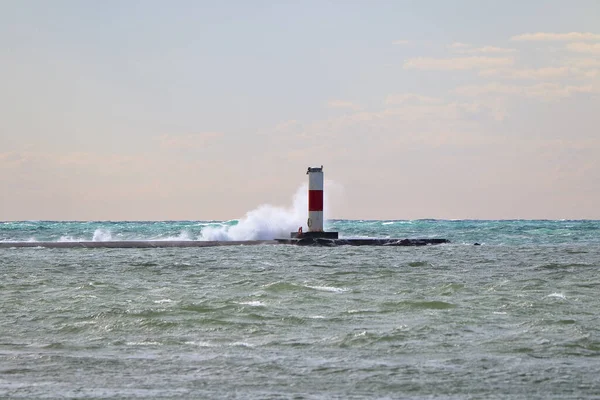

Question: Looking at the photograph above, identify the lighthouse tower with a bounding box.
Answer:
[307,166,324,232]
[291,166,338,239]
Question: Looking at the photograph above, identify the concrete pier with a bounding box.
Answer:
[277,238,450,246]
[0,240,278,249]
[289,231,339,239]
[0,238,449,249]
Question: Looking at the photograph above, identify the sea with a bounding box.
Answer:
[1,219,599,399]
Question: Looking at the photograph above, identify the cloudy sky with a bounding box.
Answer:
[1,1,599,220]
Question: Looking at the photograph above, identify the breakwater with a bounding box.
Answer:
[0,238,449,248]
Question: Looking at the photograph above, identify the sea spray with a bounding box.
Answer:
[199,181,342,241]
[156,230,193,241]
[92,228,112,241]
[0,182,343,242]
[58,235,78,242]
[199,185,308,241]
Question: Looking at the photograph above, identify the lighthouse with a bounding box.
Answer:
[307,166,324,232]
[291,166,338,239]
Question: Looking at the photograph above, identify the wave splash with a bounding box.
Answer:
[199,185,310,241]
[92,228,112,241]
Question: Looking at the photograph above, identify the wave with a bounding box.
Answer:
[199,185,309,241]
[199,180,342,241]
[57,228,113,242]
[152,230,194,241]
[92,229,112,241]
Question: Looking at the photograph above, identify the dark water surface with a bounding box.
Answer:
[1,221,599,398]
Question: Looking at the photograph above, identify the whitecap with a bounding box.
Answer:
[184,341,214,347]
[236,301,264,307]
[73,320,98,327]
[92,228,112,241]
[126,341,161,346]
[153,299,174,304]
[155,230,193,241]
[305,285,348,293]
[262,281,285,288]
[548,293,567,299]
[230,342,255,348]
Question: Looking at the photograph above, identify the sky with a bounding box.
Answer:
[1,0,599,220]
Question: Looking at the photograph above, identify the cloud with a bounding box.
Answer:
[384,93,444,105]
[449,43,517,54]
[0,152,41,170]
[455,83,521,96]
[449,42,470,49]
[57,152,141,169]
[511,32,600,41]
[567,42,600,54]
[157,132,223,149]
[404,56,514,70]
[392,39,411,45]
[479,67,569,80]
[523,83,594,99]
[326,100,362,111]
[301,97,503,145]
[274,119,302,133]
[464,46,517,54]
[455,82,594,100]
[566,58,600,68]
[584,69,600,78]
[0,151,151,177]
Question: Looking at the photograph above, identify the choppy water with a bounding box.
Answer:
[1,220,600,398]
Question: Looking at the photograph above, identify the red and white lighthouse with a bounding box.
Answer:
[307,166,324,232]
[291,166,338,239]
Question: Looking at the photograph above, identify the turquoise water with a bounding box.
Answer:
[1,220,600,398]
[1,219,599,245]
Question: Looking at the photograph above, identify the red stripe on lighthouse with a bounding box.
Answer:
[308,190,323,211]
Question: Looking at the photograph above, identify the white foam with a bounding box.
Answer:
[156,230,193,241]
[236,301,264,307]
[199,185,307,240]
[305,285,348,293]
[184,341,214,347]
[548,293,567,299]
[205,186,307,240]
[230,342,255,348]
[92,228,112,241]
[153,299,174,304]
[199,181,342,241]
[261,281,283,288]
[126,341,161,346]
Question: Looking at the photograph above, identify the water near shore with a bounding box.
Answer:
[1,220,600,398]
